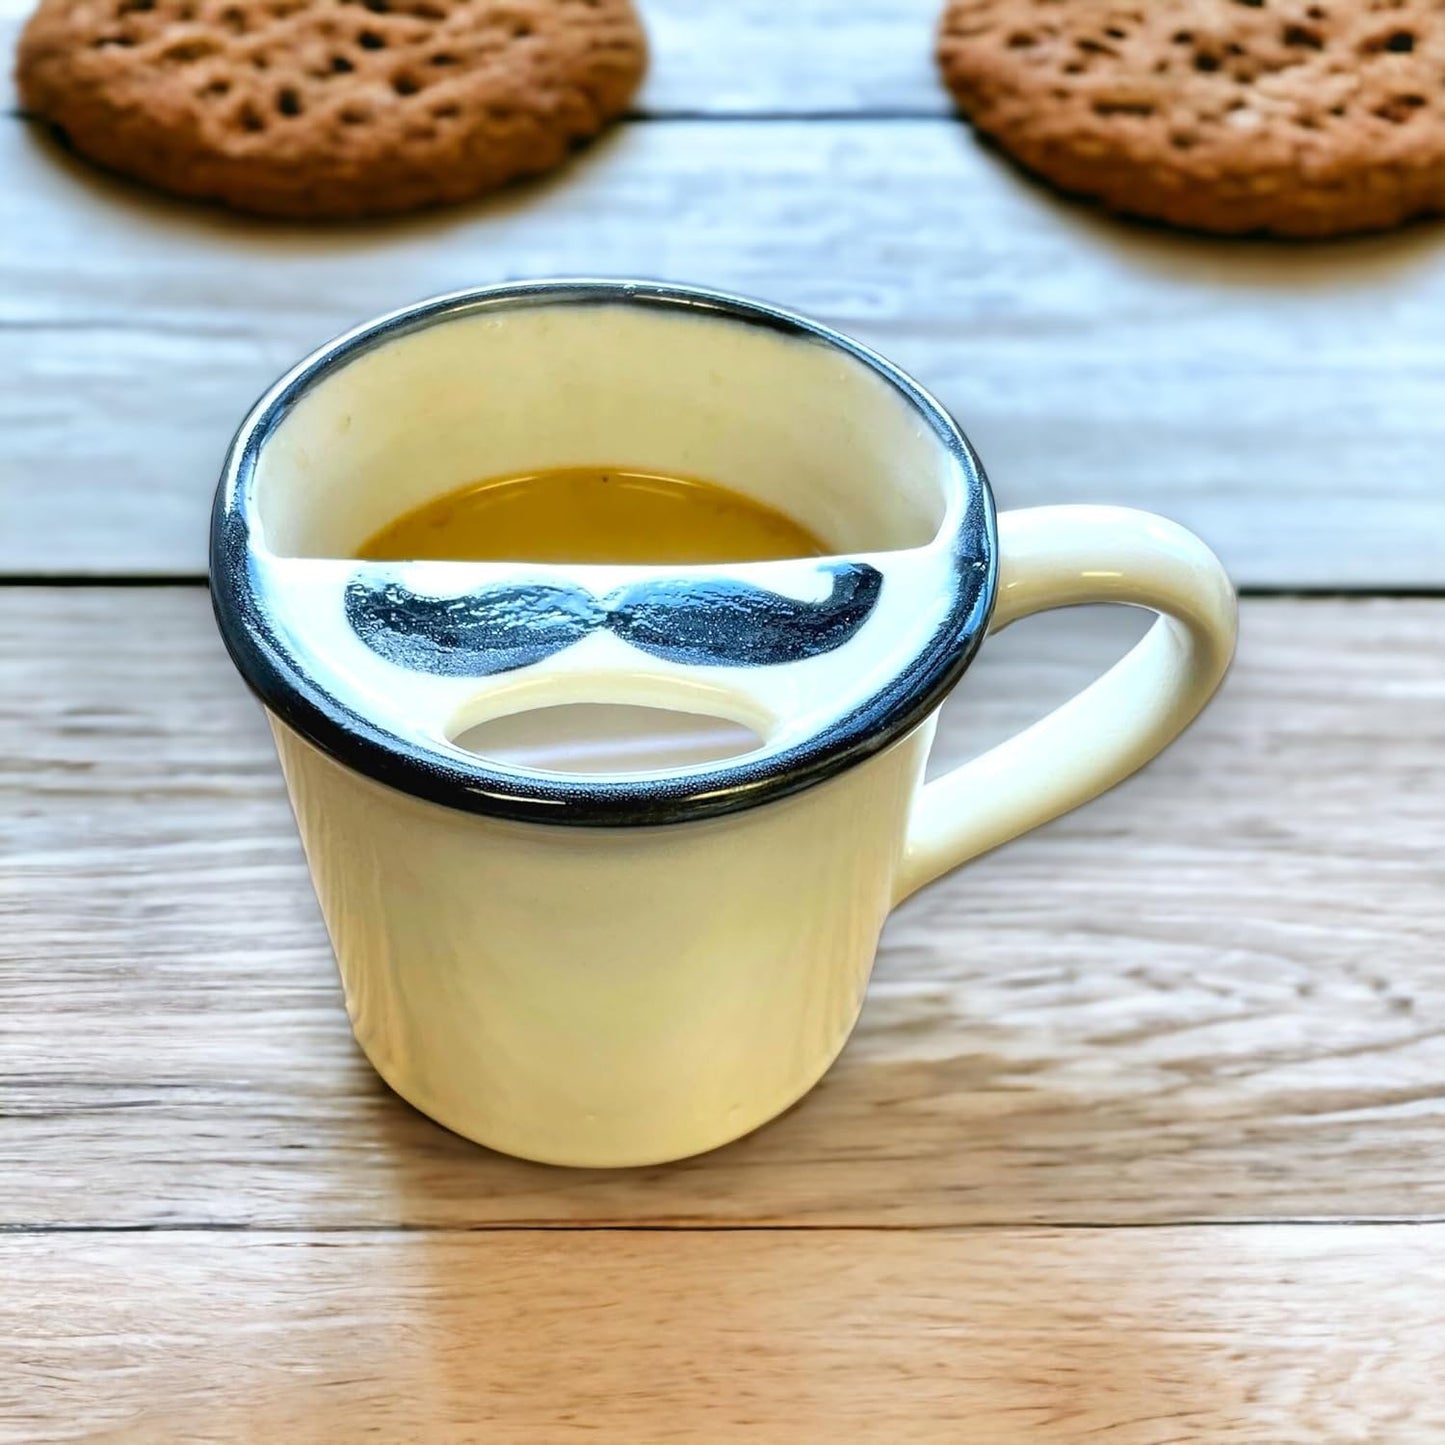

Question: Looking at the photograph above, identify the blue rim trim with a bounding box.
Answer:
[210,280,998,827]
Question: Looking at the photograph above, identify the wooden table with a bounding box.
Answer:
[3,5,1444,1440]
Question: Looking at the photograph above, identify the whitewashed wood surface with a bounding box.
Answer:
[4,73,1445,579]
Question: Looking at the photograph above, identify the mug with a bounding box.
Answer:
[211,280,1236,1168]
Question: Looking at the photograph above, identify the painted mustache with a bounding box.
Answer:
[344,561,883,677]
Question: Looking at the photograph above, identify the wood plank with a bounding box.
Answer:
[4,1226,1443,1442]
[3,591,1442,1228]
[2,1,947,118]
[4,119,1445,583]
[639,0,946,116]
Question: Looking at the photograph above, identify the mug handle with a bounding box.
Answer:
[895,505,1238,902]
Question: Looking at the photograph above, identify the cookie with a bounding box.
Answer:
[937,1,1445,237]
[16,0,646,219]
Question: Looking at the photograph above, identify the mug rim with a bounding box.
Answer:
[211,279,998,827]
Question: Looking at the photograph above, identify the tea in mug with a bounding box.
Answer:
[357,466,827,565]
[358,467,824,773]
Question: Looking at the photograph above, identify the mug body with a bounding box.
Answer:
[273,715,933,1166]
[212,281,996,1166]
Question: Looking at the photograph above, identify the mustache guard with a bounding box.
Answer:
[345,561,884,677]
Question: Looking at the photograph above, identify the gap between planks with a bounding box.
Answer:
[7,1217,1445,1237]
[3,577,1444,598]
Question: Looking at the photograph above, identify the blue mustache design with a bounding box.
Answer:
[344,561,884,676]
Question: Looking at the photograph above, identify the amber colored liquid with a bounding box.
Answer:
[356,467,828,565]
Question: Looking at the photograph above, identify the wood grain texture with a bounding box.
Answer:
[3,1226,1443,1443]
[3,590,1442,1228]
[2,0,947,118]
[644,0,946,116]
[5,6,1436,1428]
[4,116,1445,582]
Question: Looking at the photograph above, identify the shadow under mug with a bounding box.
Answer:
[211,280,1237,1168]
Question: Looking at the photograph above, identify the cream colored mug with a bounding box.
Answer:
[211,281,1236,1167]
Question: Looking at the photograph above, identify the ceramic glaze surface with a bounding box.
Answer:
[273,718,929,1167]
[212,283,995,828]
[212,281,1239,1167]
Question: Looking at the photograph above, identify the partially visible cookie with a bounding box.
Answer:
[937,1,1445,237]
[17,0,646,219]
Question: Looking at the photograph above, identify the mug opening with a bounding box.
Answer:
[247,291,957,563]
[212,283,999,827]
[451,705,767,777]
[443,670,775,780]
